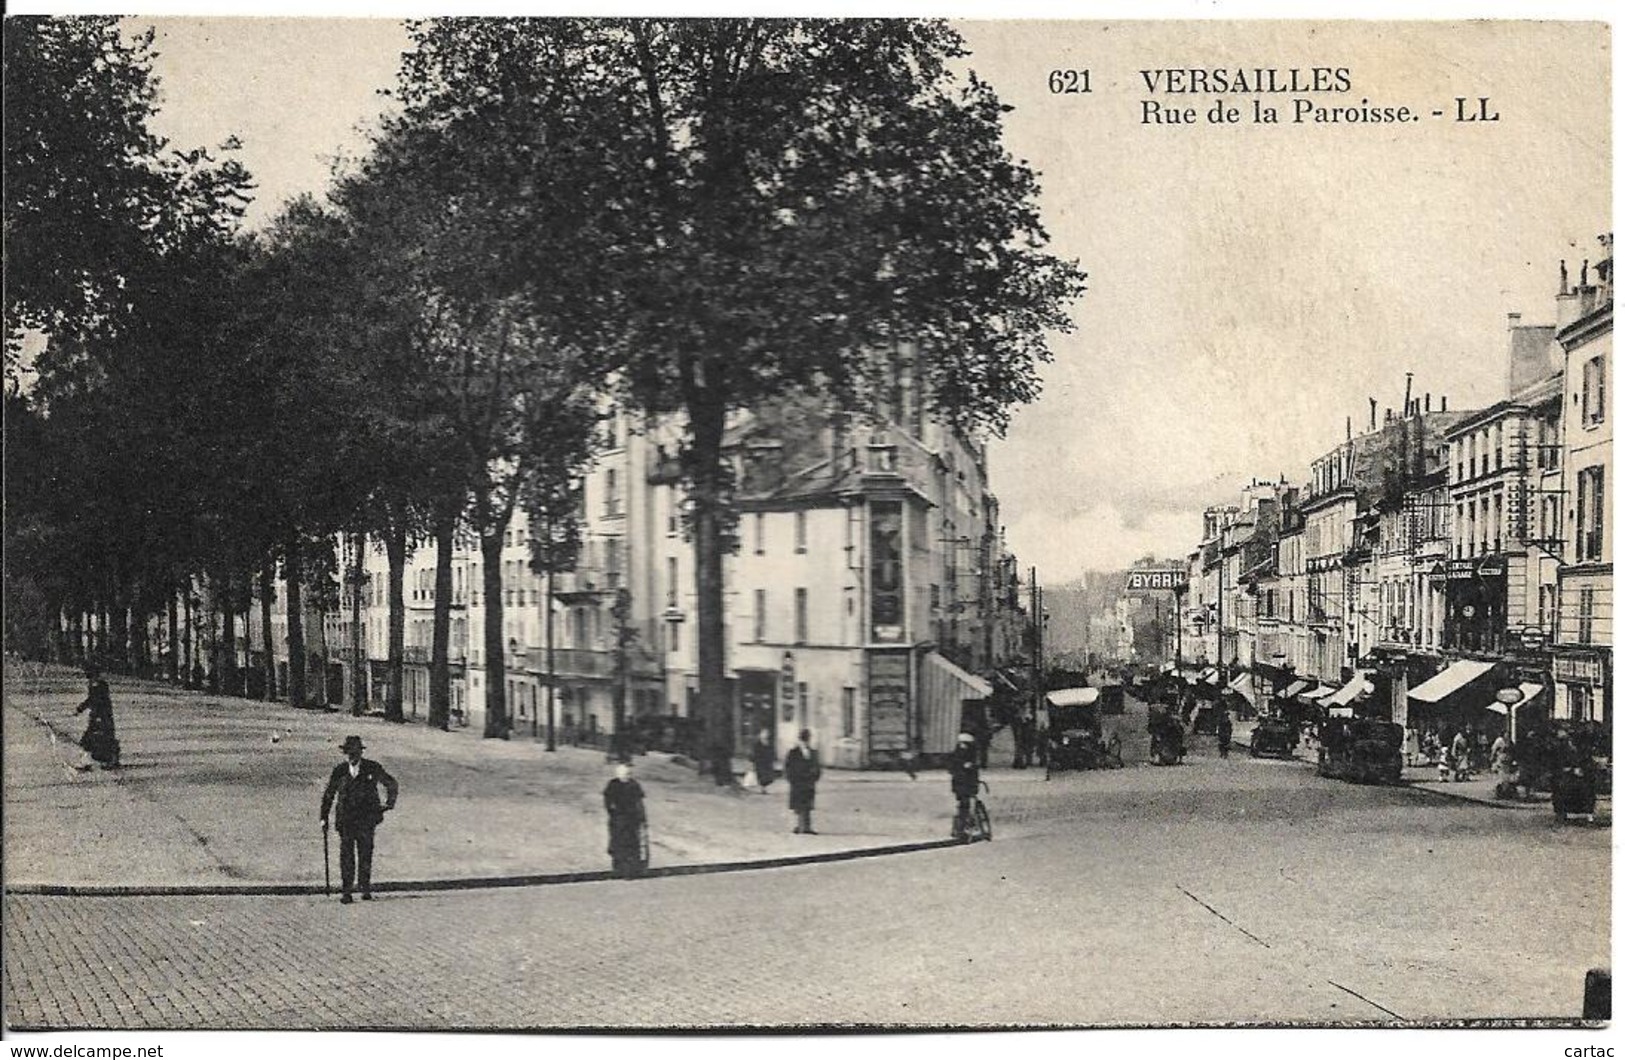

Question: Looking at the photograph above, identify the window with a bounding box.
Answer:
[1538,584,1556,637]
[795,511,807,553]
[1577,465,1605,561]
[753,513,765,556]
[1578,588,1596,644]
[1494,424,1503,471]
[842,688,856,737]
[667,557,679,607]
[604,469,621,517]
[794,588,808,644]
[667,618,680,654]
[1454,440,1464,482]
[1583,355,1607,426]
[754,589,767,642]
[797,681,809,725]
[1491,492,1502,554]
[1568,685,1592,722]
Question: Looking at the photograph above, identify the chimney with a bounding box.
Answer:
[1404,372,1414,417]
[1440,395,1448,412]
[1346,416,1352,442]
[1425,392,1432,412]
[1561,260,1571,295]
[1508,312,1522,328]
[1385,407,1393,424]
[1368,398,1377,431]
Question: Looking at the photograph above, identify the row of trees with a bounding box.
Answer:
[5,17,1085,780]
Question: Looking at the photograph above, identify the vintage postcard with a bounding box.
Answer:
[1,9,1612,1054]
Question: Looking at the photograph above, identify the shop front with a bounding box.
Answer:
[1553,647,1611,727]
[1406,657,1505,738]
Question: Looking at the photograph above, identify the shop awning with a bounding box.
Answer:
[1224,672,1257,707]
[1198,667,1217,681]
[1322,673,1373,709]
[1278,679,1310,698]
[1487,683,1547,715]
[1204,671,1222,686]
[1300,686,1334,700]
[1408,660,1496,704]
[928,652,993,699]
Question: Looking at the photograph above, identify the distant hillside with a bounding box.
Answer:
[1044,563,1181,668]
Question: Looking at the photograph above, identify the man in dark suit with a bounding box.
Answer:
[784,729,821,834]
[319,735,399,904]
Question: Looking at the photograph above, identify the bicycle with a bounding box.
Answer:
[953,780,993,843]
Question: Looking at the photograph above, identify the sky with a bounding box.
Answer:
[124,16,1611,585]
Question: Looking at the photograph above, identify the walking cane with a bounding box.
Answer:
[321,820,331,897]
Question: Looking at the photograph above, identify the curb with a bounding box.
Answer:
[4,837,967,899]
[1399,781,1547,811]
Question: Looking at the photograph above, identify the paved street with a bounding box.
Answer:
[3,672,1608,1029]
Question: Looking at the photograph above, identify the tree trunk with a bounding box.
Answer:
[689,398,735,785]
[481,521,510,739]
[241,569,254,694]
[182,592,193,686]
[385,523,407,723]
[285,538,307,709]
[260,557,277,701]
[350,531,367,716]
[428,510,455,731]
[220,572,238,696]
[206,586,220,692]
[167,592,180,683]
[109,599,127,673]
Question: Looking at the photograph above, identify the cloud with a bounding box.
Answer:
[1002,503,1199,584]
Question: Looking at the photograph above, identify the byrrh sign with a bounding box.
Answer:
[1125,568,1188,593]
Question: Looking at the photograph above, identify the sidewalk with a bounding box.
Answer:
[1400,761,1613,820]
[2,666,965,892]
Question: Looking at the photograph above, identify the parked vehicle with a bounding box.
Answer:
[1043,687,1124,777]
[1317,717,1403,784]
[1096,682,1126,716]
[1249,715,1298,758]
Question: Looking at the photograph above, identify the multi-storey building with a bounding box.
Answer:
[1552,238,1612,726]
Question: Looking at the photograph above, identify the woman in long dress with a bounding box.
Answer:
[75,664,118,769]
[603,762,648,878]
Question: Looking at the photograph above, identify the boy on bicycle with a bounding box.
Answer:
[951,732,981,839]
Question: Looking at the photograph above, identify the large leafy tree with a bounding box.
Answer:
[338,83,619,738]
[4,16,252,383]
[393,18,1085,779]
[5,16,254,669]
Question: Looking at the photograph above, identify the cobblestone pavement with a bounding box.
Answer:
[5,735,1608,1029]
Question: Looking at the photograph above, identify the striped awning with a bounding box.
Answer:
[1225,672,1257,707]
[1408,660,1496,704]
[1323,673,1373,708]
[1278,679,1310,698]
[1300,686,1334,700]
